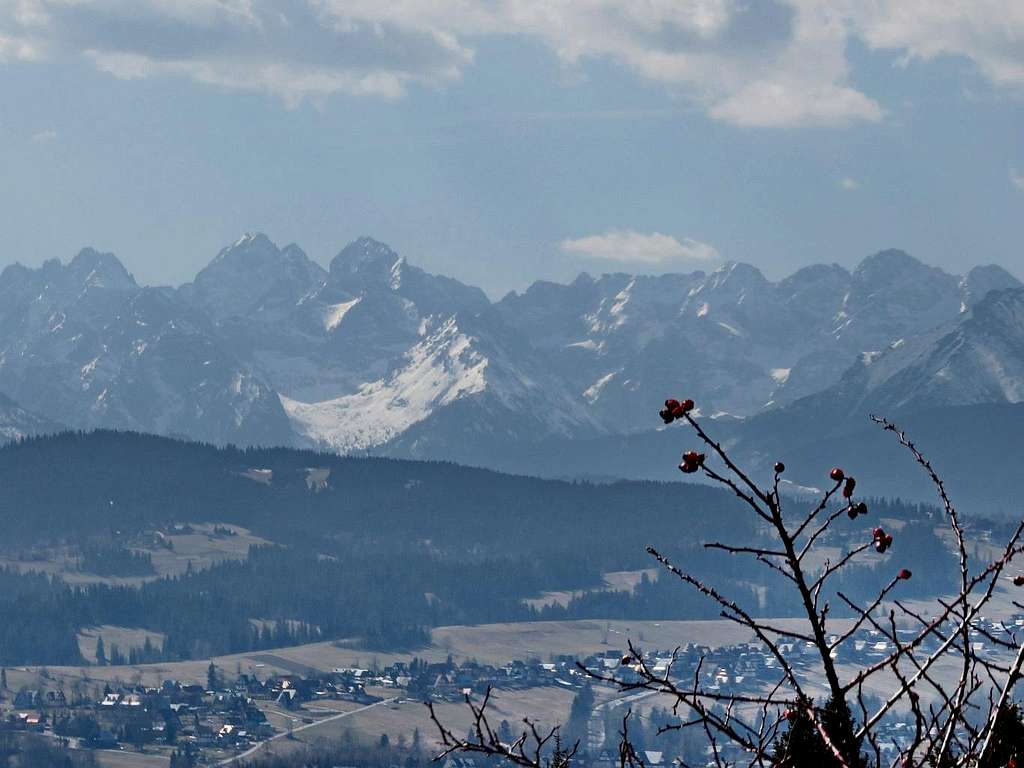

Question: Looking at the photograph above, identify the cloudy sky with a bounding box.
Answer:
[1,0,1022,296]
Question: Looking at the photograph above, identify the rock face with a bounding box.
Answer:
[0,392,57,444]
[0,246,291,446]
[0,236,1021,458]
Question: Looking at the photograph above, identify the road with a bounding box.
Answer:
[216,697,398,766]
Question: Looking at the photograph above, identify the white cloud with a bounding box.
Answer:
[561,230,718,265]
[31,128,57,142]
[0,1,1022,126]
[847,1,1024,89]
[839,176,859,190]
[1011,168,1024,192]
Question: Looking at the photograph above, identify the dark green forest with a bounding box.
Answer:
[0,431,960,666]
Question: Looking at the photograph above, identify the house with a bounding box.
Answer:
[442,758,479,768]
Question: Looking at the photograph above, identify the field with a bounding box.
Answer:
[524,568,660,610]
[5,616,845,764]
[0,523,269,586]
[8,617,853,693]
[78,626,167,662]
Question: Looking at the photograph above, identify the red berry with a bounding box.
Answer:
[847,506,858,520]
[830,467,845,482]
[659,409,674,424]
[842,477,856,498]
[620,655,632,666]
[855,502,868,516]
[678,461,698,474]
[783,709,795,721]
[774,461,785,474]
[664,399,680,411]
[874,541,887,554]
[872,527,885,540]
[683,450,700,463]
[1013,575,1024,587]
[898,569,912,580]
[884,534,893,547]
[680,399,695,413]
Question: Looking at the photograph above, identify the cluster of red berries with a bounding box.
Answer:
[846,501,869,519]
[679,450,706,474]
[873,527,894,553]
[842,476,856,498]
[659,398,695,424]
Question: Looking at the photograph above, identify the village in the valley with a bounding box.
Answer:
[3,612,1020,767]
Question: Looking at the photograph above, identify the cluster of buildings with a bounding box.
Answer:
[4,614,1024,765]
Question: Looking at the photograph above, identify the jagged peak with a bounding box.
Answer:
[210,232,280,264]
[198,234,323,281]
[331,240,403,280]
[66,247,137,290]
[231,232,275,249]
[705,261,768,289]
[781,262,851,285]
[853,249,932,280]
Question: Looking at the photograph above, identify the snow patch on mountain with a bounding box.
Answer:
[322,298,361,332]
[583,371,618,403]
[282,317,490,451]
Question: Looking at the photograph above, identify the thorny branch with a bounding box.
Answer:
[429,404,1024,768]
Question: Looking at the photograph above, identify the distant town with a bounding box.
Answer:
[5,611,1020,767]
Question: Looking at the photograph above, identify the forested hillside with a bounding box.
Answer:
[0,431,960,665]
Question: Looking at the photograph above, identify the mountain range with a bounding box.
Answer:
[2,234,1023,510]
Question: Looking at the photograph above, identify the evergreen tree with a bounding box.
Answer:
[95,637,106,666]
[979,704,1024,768]
[771,698,865,768]
[207,661,221,691]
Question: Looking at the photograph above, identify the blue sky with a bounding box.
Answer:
[1,1,1022,297]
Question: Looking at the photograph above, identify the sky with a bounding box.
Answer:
[0,1,1023,298]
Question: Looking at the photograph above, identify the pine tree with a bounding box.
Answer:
[0,667,6,690]
[206,661,220,692]
[95,637,106,666]
[771,697,866,768]
[979,704,1024,768]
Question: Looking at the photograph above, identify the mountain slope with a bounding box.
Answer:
[1,237,1021,465]
[0,392,59,443]
[0,251,292,446]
